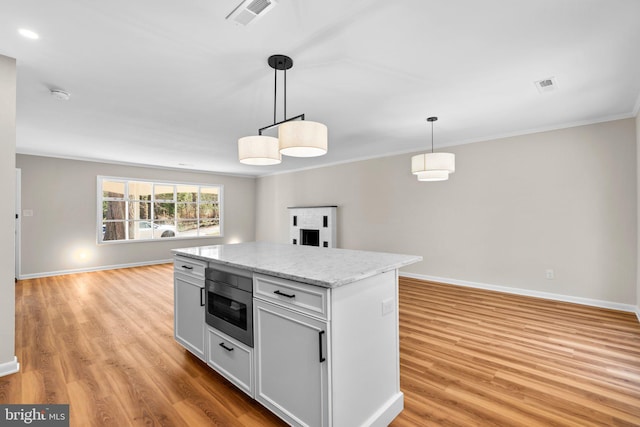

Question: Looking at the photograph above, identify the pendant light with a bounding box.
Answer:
[238,54,328,165]
[411,117,455,181]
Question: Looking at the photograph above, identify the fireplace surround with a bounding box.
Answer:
[288,206,337,248]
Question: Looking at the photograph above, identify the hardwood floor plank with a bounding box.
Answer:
[66,380,132,427]
[20,370,46,404]
[0,369,21,403]
[3,267,640,426]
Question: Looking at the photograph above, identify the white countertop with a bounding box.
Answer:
[173,242,422,288]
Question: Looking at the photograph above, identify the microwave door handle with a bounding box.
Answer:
[210,281,251,302]
[211,282,237,299]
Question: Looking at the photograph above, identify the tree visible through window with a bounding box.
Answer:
[98,177,222,242]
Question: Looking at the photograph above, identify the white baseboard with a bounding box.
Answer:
[400,272,638,316]
[363,392,403,427]
[0,356,19,377]
[19,259,173,280]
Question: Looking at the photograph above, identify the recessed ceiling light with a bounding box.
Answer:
[18,28,39,40]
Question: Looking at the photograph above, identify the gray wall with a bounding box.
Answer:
[257,119,637,305]
[0,55,16,372]
[16,155,256,276]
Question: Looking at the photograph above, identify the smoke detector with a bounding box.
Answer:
[226,0,277,26]
[50,89,71,101]
[534,77,558,94]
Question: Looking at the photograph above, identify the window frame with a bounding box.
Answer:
[97,176,224,244]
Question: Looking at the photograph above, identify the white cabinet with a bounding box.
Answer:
[253,270,404,427]
[173,251,406,427]
[174,256,207,361]
[206,326,254,397]
[254,299,329,427]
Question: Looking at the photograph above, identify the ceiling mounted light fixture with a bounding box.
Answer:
[411,117,455,182]
[18,28,39,39]
[238,54,328,165]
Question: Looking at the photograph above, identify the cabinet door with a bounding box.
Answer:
[254,300,329,427]
[174,273,205,361]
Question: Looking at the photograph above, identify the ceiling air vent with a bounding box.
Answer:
[534,77,558,94]
[226,0,277,26]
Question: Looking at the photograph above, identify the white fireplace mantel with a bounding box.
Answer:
[288,206,337,248]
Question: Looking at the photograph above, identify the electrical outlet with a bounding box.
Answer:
[23,209,33,217]
[545,269,555,280]
[381,298,394,315]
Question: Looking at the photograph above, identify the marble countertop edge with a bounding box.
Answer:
[172,243,422,288]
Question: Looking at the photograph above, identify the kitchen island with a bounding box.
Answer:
[173,242,421,427]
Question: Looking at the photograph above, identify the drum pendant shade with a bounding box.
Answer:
[238,135,281,165]
[416,170,449,181]
[411,152,455,174]
[279,120,328,157]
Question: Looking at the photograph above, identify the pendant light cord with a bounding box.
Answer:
[273,65,277,125]
[427,116,437,153]
[272,63,288,124]
[431,120,434,153]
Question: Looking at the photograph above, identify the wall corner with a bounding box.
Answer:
[0,54,18,373]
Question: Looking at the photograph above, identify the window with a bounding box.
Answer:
[98,176,222,243]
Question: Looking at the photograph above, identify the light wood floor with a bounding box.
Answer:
[396,277,640,426]
[1,266,639,426]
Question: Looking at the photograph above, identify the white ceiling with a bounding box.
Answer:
[2,0,640,177]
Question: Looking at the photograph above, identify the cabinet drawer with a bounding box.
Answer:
[254,273,329,320]
[207,327,254,397]
[174,256,207,280]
